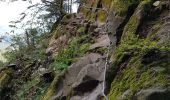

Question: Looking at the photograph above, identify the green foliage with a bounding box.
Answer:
[112,0,153,16]
[0,61,4,69]
[41,72,65,100]
[50,35,91,71]
[16,76,49,100]
[0,68,13,89]
[116,33,170,60]
[3,31,50,64]
[109,22,169,99]
[77,27,86,34]
[79,43,91,54]
[3,49,21,63]
[32,48,47,61]
[17,77,40,99]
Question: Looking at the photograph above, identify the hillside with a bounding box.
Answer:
[0,0,170,100]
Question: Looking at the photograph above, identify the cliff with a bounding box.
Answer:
[0,0,170,100]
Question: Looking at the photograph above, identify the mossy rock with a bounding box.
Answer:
[96,10,107,23]
[90,12,97,21]
[0,68,13,89]
[121,0,153,41]
[49,24,68,45]
[50,14,73,41]
[77,27,86,34]
[41,75,60,100]
[86,10,92,20]
[41,71,65,100]
[112,0,139,16]
[79,7,91,18]
[101,0,112,9]
[108,56,167,100]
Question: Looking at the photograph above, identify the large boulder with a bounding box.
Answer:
[42,53,107,100]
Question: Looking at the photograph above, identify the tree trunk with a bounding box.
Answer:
[25,30,30,47]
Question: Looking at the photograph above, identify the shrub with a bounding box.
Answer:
[50,35,91,71]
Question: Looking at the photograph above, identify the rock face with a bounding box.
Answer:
[0,0,170,100]
[108,0,170,100]
[136,88,170,100]
[49,53,106,100]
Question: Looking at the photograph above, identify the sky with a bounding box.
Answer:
[0,0,79,47]
[0,0,40,61]
[0,0,42,50]
[0,0,79,61]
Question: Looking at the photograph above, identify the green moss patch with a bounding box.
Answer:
[109,18,169,99]
[15,74,50,100]
[108,56,167,100]
[50,34,92,71]
[41,72,62,100]
[121,0,153,41]
[0,68,12,89]
[79,7,91,18]
[77,27,86,34]
[112,0,140,16]
[97,10,107,22]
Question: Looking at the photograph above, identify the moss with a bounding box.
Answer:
[77,27,86,34]
[97,47,108,54]
[93,47,108,54]
[41,72,65,100]
[16,76,40,99]
[50,24,67,43]
[41,75,58,100]
[121,15,139,40]
[0,68,12,89]
[79,43,91,55]
[86,10,92,20]
[147,21,162,39]
[112,0,139,16]
[121,0,153,41]
[108,56,167,100]
[50,35,91,71]
[79,7,91,18]
[53,26,62,39]
[117,35,158,59]
[97,10,107,23]
[101,0,112,9]
[109,33,169,99]
[90,12,97,21]
[79,6,92,20]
